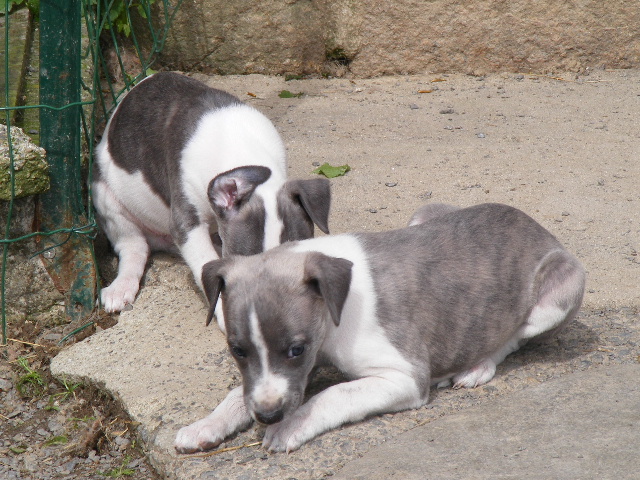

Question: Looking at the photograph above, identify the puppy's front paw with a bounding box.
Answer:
[174,417,226,454]
[262,413,310,453]
[100,277,139,313]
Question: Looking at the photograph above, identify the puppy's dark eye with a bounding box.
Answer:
[287,345,305,359]
[231,346,247,358]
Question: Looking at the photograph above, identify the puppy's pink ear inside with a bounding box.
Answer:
[202,260,225,326]
[208,166,272,216]
[303,252,353,326]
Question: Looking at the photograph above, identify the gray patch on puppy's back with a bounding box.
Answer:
[358,203,566,397]
[106,72,243,205]
[408,203,460,226]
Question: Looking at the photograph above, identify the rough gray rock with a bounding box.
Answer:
[0,125,49,201]
[153,0,640,76]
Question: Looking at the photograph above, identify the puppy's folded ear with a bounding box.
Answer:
[208,166,272,217]
[303,252,352,326]
[285,178,331,234]
[202,260,226,326]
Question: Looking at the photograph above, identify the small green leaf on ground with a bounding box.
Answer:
[10,445,27,454]
[44,435,69,447]
[279,90,304,98]
[312,162,351,178]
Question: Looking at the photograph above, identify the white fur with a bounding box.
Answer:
[248,306,289,414]
[179,226,220,291]
[174,386,252,452]
[180,105,287,222]
[95,148,172,236]
[95,103,288,312]
[252,236,423,451]
[263,370,422,453]
[174,204,584,453]
[293,236,418,380]
[520,304,569,339]
[259,188,285,251]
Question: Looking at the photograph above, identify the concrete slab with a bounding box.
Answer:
[51,70,640,479]
[334,364,640,480]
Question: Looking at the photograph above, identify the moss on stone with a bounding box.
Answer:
[0,124,49,201]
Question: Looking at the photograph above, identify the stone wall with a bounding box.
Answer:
[154,0,640,77]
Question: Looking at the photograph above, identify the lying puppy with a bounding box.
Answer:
[93,72,330,315]
[174,203,585,453]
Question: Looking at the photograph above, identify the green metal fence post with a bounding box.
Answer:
[38,0,97,322]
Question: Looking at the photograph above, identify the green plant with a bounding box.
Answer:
[85,0,158,37]
[68,415,96,429]
[45,376,83,411]
[1,0,40,18]
[2,1,157,38]
[43,435,69,446]
[15,356,45,398]
[99,455,136,477]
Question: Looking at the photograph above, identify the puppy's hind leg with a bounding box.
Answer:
[94,182,150,312]
[520,249,586,342]
[453,335,521,389]
[454,250,585,389]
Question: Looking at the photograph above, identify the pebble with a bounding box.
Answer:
[43,333,62,342]
[409,103,419,110]
[439,108,455,114]
[476,132,486,138]
[115,436,130,449]
[385,182,397,187]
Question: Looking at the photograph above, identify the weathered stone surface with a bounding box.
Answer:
[0,124,49,200]
[154,0,640,77]
[154,0,331,75]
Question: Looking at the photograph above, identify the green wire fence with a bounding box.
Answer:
[1,0,183,348]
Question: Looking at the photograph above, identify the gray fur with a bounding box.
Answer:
[407,202,460,226]
[93,72,331,313]
[99,72,242,203]
[191,203,586,451]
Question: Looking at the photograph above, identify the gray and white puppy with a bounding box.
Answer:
[93,72,330,315]
[174,203,585,453]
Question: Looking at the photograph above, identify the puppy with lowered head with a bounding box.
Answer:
[175,203,585,453]
[93,72,330,316]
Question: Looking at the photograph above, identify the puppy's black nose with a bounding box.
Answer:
[255,409,284,425]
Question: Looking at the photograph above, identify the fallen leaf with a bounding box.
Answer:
[312,163,351,178]
[431,78,446,82]
[418,89,433,93]
[279,90,304,98]
[247,92,257,97]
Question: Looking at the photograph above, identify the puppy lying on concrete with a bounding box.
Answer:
[93,72,330,314]
[174,203,585,453]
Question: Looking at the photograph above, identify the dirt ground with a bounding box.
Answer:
[2,68,639,479]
